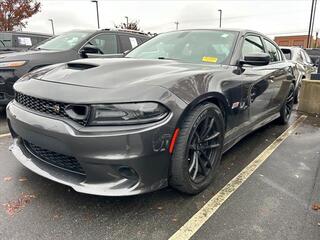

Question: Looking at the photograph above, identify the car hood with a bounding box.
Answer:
[33,58,226,89]
[0,49,61,61]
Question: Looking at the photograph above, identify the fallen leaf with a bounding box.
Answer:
[157,206,163,210]
[19,177,28,182]
[3,176,12,182]
[3,193,36,216]
[312,203,320,211]
[52,213,63,220]
[172,218,177,222]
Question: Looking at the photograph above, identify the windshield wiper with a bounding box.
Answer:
[158,57,180,61]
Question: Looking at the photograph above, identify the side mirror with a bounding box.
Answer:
[80,45,101,58]
[240,53,270,66]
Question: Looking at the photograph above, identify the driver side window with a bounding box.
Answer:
[88,34,118,54]
[242,35,265,56]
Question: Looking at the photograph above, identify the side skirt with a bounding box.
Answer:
[222,112,281,154]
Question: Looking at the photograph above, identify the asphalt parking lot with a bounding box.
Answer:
[0,109,9,135]
[0,111,319,240]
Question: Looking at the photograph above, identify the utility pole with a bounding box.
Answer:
[125,16,129,28]
[174,21,179,30]
[218,9,222,28]
[91,0,100,29]
[48,19,55,35]
[310,0,318,47]
[307,0,316,48]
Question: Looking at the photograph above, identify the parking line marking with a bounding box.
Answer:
[0,133,10,138]
[169,115,307,240]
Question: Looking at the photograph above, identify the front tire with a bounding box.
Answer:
[169,103,224,194]
[278,83,295,125]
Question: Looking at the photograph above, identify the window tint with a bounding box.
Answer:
[264,39,280,62]
[119,35,138,52]
[242,35,264,56]
[89,34,118,54]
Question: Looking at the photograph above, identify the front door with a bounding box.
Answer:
[240,35,276,123]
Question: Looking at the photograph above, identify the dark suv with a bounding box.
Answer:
[0,31,51,54]
[0,29,149,106]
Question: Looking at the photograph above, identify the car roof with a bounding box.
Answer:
[59,29,150,38]
[158,28,274,40]
[0,31,52,37]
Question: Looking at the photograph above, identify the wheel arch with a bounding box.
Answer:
[175,92,230,131]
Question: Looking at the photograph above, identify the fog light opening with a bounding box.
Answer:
[118,166,138,180]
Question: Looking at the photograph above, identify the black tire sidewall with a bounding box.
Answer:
[279,83,295,124]
[170,103,225,194]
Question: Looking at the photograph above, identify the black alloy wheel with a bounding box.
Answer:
[279,83,295,125]
[170,103,224,194]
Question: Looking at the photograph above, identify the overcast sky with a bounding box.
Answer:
[24,0,319,38]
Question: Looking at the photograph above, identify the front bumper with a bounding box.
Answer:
[7,101,178,196]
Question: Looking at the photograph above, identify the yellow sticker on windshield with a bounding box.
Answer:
[202,56,218,63]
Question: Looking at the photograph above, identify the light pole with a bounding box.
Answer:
[91,0,100,29]
[307,0,317,48]
[310,0,318,47]
[174,21,179,30]
[125,16,129,28]
[218,9,222,28]
[48,19,55,35]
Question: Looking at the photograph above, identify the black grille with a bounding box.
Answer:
[15,92,88,126]
[24,140,85,175]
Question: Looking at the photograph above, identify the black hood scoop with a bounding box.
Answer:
[66,62,98,70]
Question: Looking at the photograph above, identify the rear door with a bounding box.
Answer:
[262,38,292,110]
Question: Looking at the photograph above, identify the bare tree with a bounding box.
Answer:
[0,0,41,31]
[115,19,141,31]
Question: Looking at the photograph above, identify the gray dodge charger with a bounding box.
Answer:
[7,29,295,196]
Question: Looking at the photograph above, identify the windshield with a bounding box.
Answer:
[126,30,238,64]
[36,31,91,51]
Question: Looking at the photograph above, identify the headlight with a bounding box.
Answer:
[88,102,169,126]
[0,61,27,68]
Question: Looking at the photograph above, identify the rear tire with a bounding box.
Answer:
[293,82,301,104]
[169,103,224,195]
[278,83,295,125]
